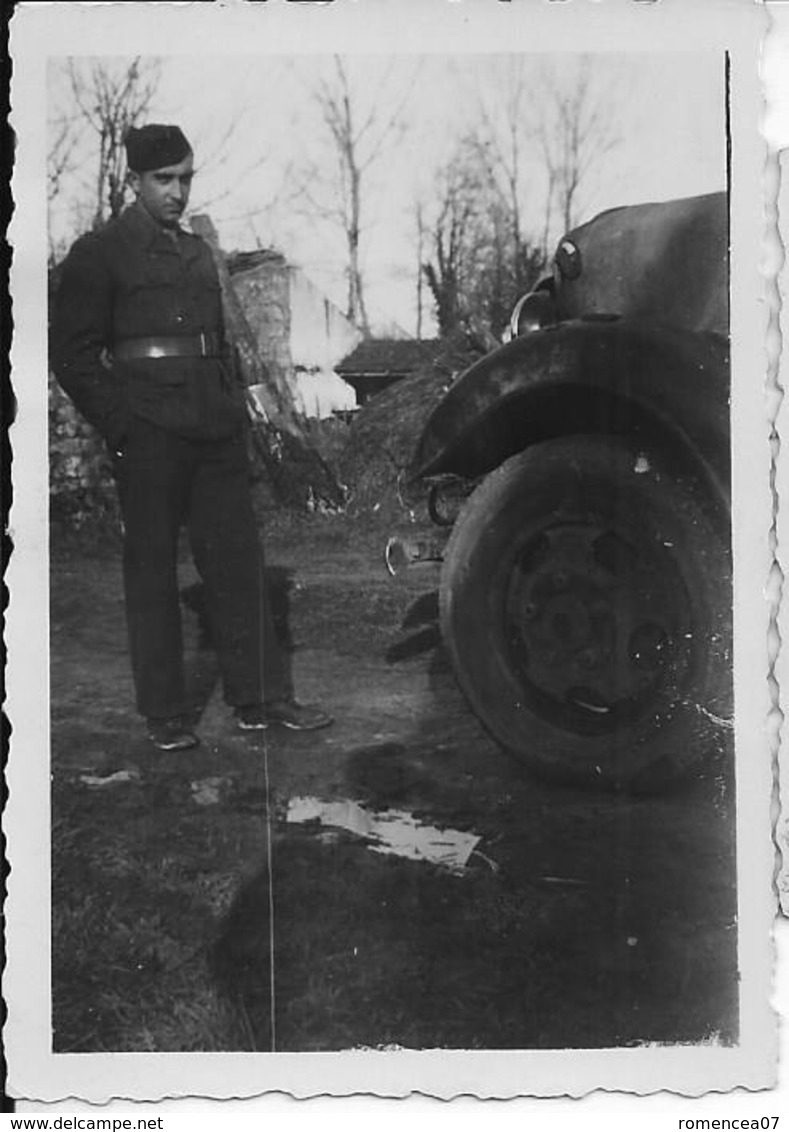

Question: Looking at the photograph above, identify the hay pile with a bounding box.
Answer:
[338,335,483,520]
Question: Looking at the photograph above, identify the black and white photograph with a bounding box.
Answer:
[5,0,778,1107]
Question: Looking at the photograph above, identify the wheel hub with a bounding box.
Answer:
[506,522,680,728]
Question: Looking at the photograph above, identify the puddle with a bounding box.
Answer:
[286,795,481,873]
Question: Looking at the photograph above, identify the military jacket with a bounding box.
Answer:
[50,202,245,447]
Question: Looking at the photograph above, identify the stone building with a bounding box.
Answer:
[228,250,361,418]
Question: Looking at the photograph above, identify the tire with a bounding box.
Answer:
[439,436,732,789]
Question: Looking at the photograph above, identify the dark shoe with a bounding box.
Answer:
[234,704,270,731]
[147,717,199,752]
[264,699,334,732]
[235,700,334,732]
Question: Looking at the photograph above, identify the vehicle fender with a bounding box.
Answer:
[411,318,730,519]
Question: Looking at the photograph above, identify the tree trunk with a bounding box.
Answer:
[190,213,345,512]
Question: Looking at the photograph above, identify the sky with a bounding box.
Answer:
[48,52,727,337]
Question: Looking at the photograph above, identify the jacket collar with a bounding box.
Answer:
[120,201,195,256]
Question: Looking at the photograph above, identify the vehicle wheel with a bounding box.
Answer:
[439,436,732,789]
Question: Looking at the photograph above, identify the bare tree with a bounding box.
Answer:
[47,115,78,206]
[47,113,82,264]
[469,56,619,266]
[422,136,544,344]
[473,58,531,281]
[422,150,477,338]
[536,57,620,251]
[414,200,426,340]
[302,56,411,336]
[66,57,161,228]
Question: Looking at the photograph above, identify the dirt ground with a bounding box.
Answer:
[50,513,738,1053]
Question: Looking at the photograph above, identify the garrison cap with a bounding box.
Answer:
[125,124,192,173]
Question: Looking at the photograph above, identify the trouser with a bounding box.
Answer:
[112,418,291,720]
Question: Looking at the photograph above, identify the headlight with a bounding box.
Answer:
[506,289,557,341]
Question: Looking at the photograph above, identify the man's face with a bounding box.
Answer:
[129,153,194,228]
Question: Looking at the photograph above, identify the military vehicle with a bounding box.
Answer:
[409,192,731,790]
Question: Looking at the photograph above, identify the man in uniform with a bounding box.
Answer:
[50,123,332,750]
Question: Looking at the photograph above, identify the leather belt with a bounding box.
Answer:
[113,332,221,361]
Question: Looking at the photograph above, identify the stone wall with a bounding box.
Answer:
[232,255,360,418]
[230,255,292,391]
[49,374,120,535]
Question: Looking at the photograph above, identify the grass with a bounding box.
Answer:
[211,822,737,1052]
[51,775,256,1052]
[50,526,739,1053]
[52,752,738,1052]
